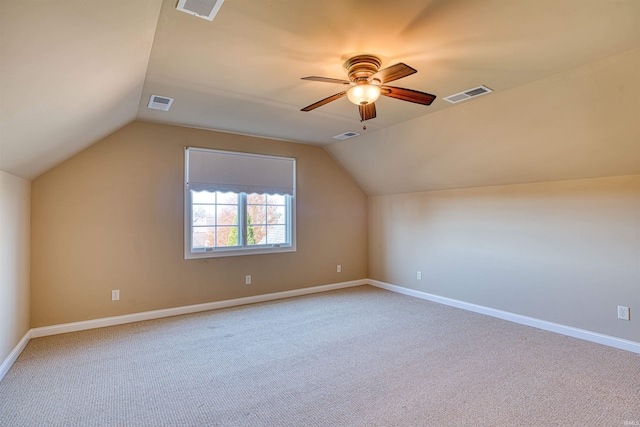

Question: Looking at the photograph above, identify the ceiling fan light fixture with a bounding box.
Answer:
[347,84,381,105]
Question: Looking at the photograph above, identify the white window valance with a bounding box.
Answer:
[186,147,296,195]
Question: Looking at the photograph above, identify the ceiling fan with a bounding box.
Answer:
[300,55,437,124]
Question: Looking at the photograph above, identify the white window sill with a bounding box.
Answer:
[185,245,296,259]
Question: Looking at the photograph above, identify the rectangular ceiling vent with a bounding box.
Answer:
[444,85,493,104]
[176,0,225,21]
[332,132,360,141]
[148,95,174,111]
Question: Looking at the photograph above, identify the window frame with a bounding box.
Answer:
[184,148,296,259]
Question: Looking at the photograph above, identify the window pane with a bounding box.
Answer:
[267,205,286,224]
[216,205,238,225]
[267,225,287,244]
[247,193,266,204]
[217,192,238,204]
[248,205,266,226]
[248,225,266,245]
[192,227,215,248]
[193,205,216,226]
[192,190,216,204]
[216,226,240,247]
[267,194,286,205]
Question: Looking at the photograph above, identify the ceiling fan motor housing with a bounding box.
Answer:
[346,55,382,83]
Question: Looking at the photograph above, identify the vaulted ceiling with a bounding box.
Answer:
[1,0,639,193]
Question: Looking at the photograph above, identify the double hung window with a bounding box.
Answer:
[185,147,296,259]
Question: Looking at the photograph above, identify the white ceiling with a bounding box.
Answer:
[1,0,639,190]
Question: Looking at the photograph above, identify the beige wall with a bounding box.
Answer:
[31,121,368,327]
[369,175,640,342]
[0,171,30,363]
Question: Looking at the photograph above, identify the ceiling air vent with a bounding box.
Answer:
[332,132,360,141]
[147,95,174,111]
[444,85,493,104]
[176,0,225,21]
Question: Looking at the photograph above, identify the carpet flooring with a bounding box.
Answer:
[1,285,638,426]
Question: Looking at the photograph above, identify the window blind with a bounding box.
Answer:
[186,148,296,195]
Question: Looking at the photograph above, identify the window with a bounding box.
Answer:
[185,147,296,258]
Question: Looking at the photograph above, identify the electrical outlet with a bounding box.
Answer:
[337,264,342,273]
[617,305,630,321]
[245,275,251,285]
[111,290,120,301]
[417,271,422,280]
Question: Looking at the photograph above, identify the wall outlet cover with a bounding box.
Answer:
[617,305,630,321]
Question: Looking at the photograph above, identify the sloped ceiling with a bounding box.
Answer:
[1,0,639,191]
[328,47,640,195]
[0,0,162,179]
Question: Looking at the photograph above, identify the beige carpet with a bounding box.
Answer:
[1,285,638,426]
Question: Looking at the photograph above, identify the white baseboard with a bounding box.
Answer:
[31,279,368,338]
[0,330,31,384]
[369,279,640,354]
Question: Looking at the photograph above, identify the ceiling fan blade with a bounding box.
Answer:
[301,91,347,112]
[301,76,352,85]
[371,63,417,84]
[359,103,377,121]
[380,86,436,105]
